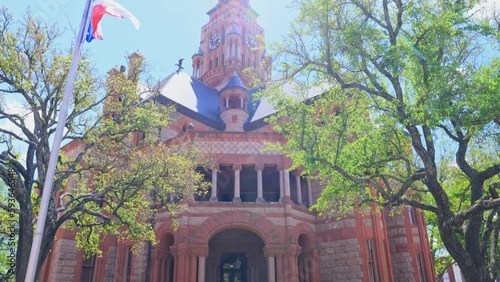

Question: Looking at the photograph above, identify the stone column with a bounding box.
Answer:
[159,257,166,282]
[290,255,300,282]
[189,255,197,282]
[172,244,188,282]
[285,244,300,282]
[268,256,276,282]
[165,255,173,282]
[284,169,291,202]
[301,259,310,282]
[307,180,313,207]
[256,164,265,203]
[151,251,159,282]
[198,256,206,282]
[276,254,284,282]
[279,169,284,202]
[233,164,241,202]
[311,249,320,282]
[295,174,302,205]
[210,166,218,202]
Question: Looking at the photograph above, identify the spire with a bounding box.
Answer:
[221,71,248,92]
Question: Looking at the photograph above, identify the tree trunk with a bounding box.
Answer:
[439,220,493,282]
[16,208,33,282]
[15,203,57,282]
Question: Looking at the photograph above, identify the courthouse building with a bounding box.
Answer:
[40,0,435,281]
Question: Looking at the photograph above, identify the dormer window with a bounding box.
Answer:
[182,123,195,133]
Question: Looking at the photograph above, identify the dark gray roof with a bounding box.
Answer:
[148,72,325,132]
[220,71,248,92]
[154,72,226,130]
[192,47,204,58]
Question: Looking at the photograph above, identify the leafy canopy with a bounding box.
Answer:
[262,0,500,281]
[0,7,208,281]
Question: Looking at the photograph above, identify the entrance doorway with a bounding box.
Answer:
[206,229,267,282]
[220,253,246,282]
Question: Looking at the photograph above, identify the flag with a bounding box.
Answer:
[86,0,140,42]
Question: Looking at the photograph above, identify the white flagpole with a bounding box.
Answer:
[25,0,93,280]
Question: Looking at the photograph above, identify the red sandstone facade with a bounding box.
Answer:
[40,1,435,281]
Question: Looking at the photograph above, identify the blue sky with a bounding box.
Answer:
[7,0,297,80]
[1,1,297,162]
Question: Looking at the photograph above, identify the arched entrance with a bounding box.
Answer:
[206,229,267,282]
[298,233,318,282]
[154,233,175,282]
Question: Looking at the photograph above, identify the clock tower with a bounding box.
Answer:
[191,0,268,89]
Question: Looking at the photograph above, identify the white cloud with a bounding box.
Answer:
[471,0,499,21]
[1,98,35,140]
[0,98,35,166]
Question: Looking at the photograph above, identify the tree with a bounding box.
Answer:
[0,8,207,281]
[0,181,18,281]
[263,0,500,281]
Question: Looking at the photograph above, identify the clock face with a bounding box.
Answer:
[209,32,221,50]
[245,34,257,49]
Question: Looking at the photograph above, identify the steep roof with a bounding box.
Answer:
[153,72,226,130]
[143,72,326,132]
[220,71,248,92]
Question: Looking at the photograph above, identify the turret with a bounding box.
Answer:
[192,48,204,79]
[219,72,249,132]
[103,52,144,120]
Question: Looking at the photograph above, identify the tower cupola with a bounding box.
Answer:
[192,0,267,89]
[219,71,249,132]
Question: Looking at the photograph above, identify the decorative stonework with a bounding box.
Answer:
[220,109,249,132]
[194,139,281,155]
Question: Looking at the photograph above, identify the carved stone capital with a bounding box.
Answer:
[190,244,209,257]
[263,245,288,257]
[255,163,266,171]
[292,169,303,177]
[232,163,242,171]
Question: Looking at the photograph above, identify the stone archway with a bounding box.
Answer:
[191,210,282,245]
[189,211,282,282]
[152,232,175,282]
[206,229,267,282]
[297,233,319,282]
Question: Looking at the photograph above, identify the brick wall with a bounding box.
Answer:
[48,239,78,281]
[103,246,117,282]
[391,252,415,281]
[319,238,362,282]
[385,208,416,282]
[132,242,149,281]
